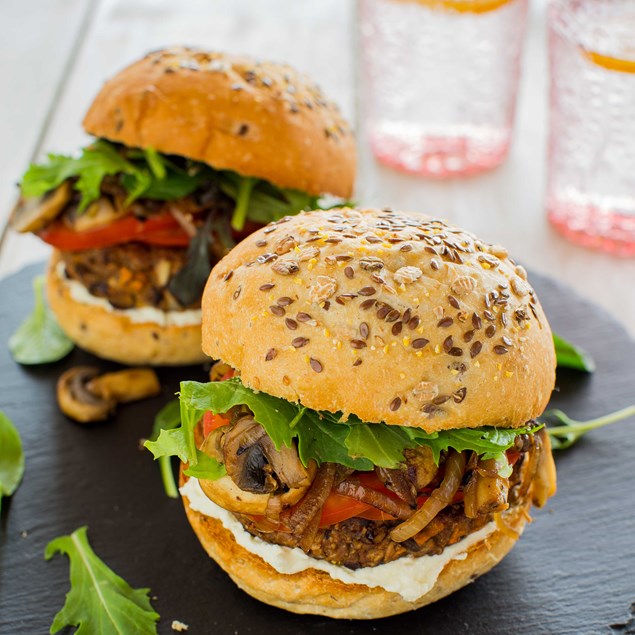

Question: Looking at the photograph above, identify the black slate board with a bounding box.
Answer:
[1,264,634,635]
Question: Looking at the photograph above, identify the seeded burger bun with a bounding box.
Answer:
[47,251,204,366]
[203,207,555,431]
[83,47,356,198]
[48,47,356,366]
[184,207,556,618]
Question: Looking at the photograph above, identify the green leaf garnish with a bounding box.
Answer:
[148,400,181,499]
[20,139,332,229]
[8,276,74,365]
[543,404,635,450]
[167,215,214,306]
[145,378,538,477]
[0,411,25,512]
[553,333,595,372]
[45,526,159,634]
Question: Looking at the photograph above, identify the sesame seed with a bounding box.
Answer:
[472,313,482,329]
[358,286,377,296]
[270,305,285,316]
[292,337,309,348]
[350,339,367,349]
[390,397,402,411]
[233,286,241,300]
[494,345,509,355]
[344,266,354,279]
[408,316,420,330]
[392,321,403,336]
[486,325,496,338]
[400,244,413,252]
[470,341,483,358]
[259,283,275,291]
[224,270,233,282]
[255,239,267,247]
[353,358,362,367]
[285,318,298,330]
[448,295,460,309]
[438,317,454,328]
[310,358,323,373]
[360,322,370,340]
[265,348,277,361]
[463,330,475,343]
[402,308,412,324]
[277,296,294,306]
[296,312,312,322]
[448,347,463,357]
[360,299,376,310]
[377,306,390,319]
[385,309,400,322]
[502,335,513,346]
[412,338,429,349]
[443,336,453,352]
[430,259,440,271]
[484,310,495,322]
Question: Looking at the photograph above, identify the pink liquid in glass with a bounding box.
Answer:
[358,0,528,178]
[547,0,635,256]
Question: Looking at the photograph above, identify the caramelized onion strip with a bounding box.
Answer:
[335,479,414,520]
[286,463,336,534]
[390,451,467,543]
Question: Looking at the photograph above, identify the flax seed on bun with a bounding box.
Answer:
[202,207,556,432]
[83,46,356,199]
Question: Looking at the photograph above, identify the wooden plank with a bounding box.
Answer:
[0,0,95,264]
[0,0,354,276]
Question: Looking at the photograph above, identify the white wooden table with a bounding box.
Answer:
[2,0,634,338]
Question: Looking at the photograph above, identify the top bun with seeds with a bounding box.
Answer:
[202,207,556,431]
[83,46,356,198]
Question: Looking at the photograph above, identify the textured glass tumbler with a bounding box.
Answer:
[358,0,528,178]
[547,0,635,256]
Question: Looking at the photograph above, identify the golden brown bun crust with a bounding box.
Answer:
[203,208,556,432]
[47,252,207,366]
[83,47,356,198]
[181,469,531,619]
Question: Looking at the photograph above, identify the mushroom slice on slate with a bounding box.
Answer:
[57,366,160,422]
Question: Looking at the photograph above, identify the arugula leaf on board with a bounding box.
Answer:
[148,400,181,499]
[145,378,538,478]
[553,333,596,372]
[45,526,159,635]
[8,276,74,365]
[543,404,635,450]
[0,411,25,512]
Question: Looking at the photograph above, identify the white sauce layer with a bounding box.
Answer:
[57,262,202,327]
[181,477,496,602]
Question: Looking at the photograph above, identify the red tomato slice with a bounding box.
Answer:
[319,492,372,527]
[37,213,190,251]
[202,412,230,437]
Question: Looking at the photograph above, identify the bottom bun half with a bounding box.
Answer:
[47,254,207,366]
[181,470,531,620]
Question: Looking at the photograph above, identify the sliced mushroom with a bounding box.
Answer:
[463,457,510,518]
[11,182,72,233]
[223,416,313,494]
[64,196,128,232]
[404,445,439,491]
[57,366,160,422]
[86,368,160,403]
[57,367,116,422]
[532,429,557,507]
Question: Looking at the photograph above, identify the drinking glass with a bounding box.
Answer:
[357,0,529,178]
[547,0,635,256]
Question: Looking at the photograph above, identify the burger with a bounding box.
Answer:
[147,207,557,618]
[11,47,355,365]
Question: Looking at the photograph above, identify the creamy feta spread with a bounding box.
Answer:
[181,477,497,602]
[57,262,202,327]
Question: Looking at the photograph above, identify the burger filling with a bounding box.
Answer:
[147,369,556,570]
[14,140,327,311]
